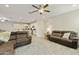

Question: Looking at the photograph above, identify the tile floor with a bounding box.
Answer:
[15,36,79,55]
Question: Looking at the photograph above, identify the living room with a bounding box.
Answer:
[0,4,79,55]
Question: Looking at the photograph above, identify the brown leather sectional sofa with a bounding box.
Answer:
[0,31,32,55]
[47,30,78,49]
[9,31,32,48]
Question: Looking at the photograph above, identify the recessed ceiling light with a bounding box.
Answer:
[5,5,10,8]
[0,17,8,22]
[1,20,5,22]
[72,4,77,7]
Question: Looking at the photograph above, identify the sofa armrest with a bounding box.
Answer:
[46,34,50,37]
[72,39,78,49]
[27,36,32,40]
[0,40,16,49]
[70,37,78,41]
[0,40,16,54]
[6,40,16,45]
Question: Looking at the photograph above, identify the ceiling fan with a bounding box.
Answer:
[29,4,50,15]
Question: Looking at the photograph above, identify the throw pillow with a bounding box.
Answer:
[62,33,70,39]
[0,32,11,42]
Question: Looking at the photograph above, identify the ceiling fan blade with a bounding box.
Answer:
[44,10,50,12]
[29,10,38,14]
[43,4,48,8]
[32,5,39,9]
[39,5,41,8]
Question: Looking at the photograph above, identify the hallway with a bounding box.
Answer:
[15,36,79,55]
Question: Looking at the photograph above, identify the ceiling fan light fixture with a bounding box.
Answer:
[39,9,44,13]
[5,5,10,8]
[30,4,50,15]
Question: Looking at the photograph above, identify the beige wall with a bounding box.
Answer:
[31,19,47,37]
[46,9,79,37]
[0,9,79,37]
[0,22,28,32]
[0,22,14,31]
[33,9,79,37]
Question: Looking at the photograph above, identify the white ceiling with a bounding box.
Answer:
[0,4,79,22]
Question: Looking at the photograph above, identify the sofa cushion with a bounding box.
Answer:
[50,35,61,39]
[17,34,27,39]
[9,35,16,40]
[16,38,28,43]
[61,38,72,42]
[50,35,72,42]
[52,33,63,37]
